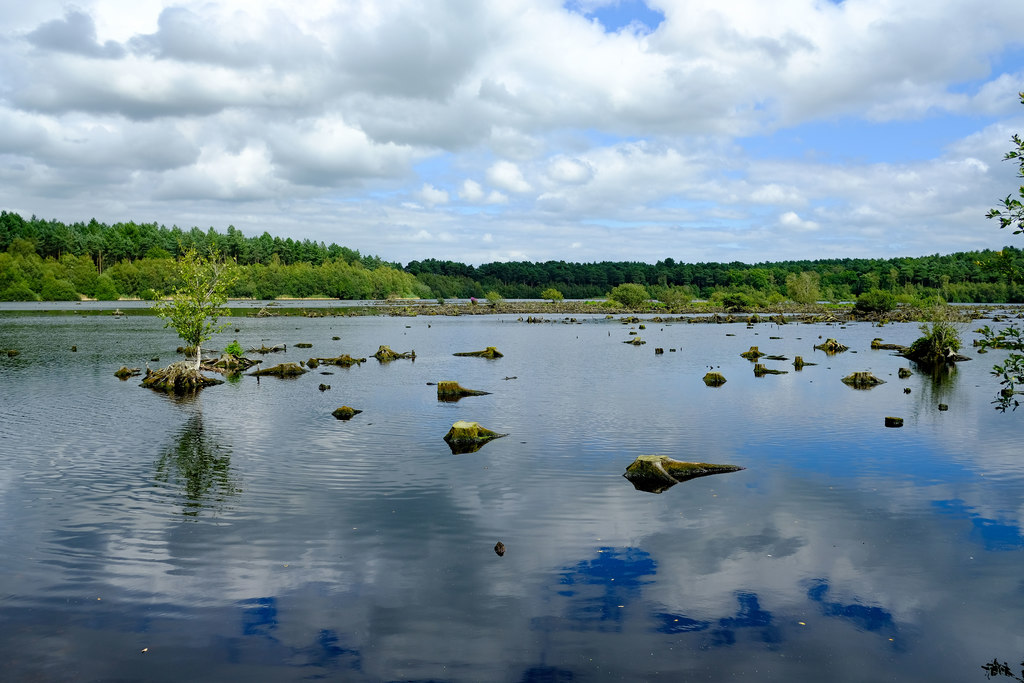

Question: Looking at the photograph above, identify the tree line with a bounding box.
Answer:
[1,210,1022,303]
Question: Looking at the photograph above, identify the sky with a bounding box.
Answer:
[1,0,1023,267]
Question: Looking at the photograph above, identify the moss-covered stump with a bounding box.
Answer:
[884,416,904,428]
[753,363,788,376]
[141,361,224,392]
[623,337,646,345]
[898,367,913,378]
[841,371,885,389]
[6,348,20,357]
[437,381,491,401]
[814,338,849,353]
[740,346,765,360]
[203,354,260,374]
[623,455,744,494]
[248,343,286,354]
[443,420,508,454]
[250,362,307,377]
[792,356,816,369]
[114,366,141,379]
[332,406,362,420]
[374,345,416,362]
[316,354,366,367]
[295,342,313,349]
[702,372,727,387]
[453,346,503,358]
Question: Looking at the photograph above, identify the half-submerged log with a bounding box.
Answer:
[248,343,286,354]
[702,372,727,386]
[250,362,307,377]
[141,361,224,392]
[740,346,765,360]
[315,354,366,367]
[814,338,849,353]
[443,420,508,454]
[332,406,362,420]
[437,381,491,402]
[114,366,141,379]
[753,363,788,376]
[453,346,503,358]
[374,345,416,362]
[871,338,907,351]
[841,371,885,388]
[623,455,744,494]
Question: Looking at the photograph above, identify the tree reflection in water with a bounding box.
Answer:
[155,411,238,516]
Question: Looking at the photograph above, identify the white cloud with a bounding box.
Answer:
[779,211,819,232]
[417,183,449,206]
[486,160,531,193]
[459,179,484,202]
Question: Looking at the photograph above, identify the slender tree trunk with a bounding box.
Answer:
[194,341,202,373]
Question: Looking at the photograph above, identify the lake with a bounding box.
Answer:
[1,307,1022,681]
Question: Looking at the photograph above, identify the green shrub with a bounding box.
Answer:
[40,277,79,301]
[94,274,120,301]
[224,340,244,357]
[718,291,755,312]
[139,288,159,301]
[608,283,649,308]
[541,287,564,302]
[485,290,504,307]
[908,321,962,366]
[854,289,897,314]
[0,282,39,301]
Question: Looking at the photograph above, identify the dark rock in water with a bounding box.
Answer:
[494,541,506,557]
[443,420,508,454]
[903,387,911,394]
[437,381,490,401]
[453,346,503,358]
[624,455,744,494]
[250,362,306,377]
[841,372,885,389]
[296,343,313,349]
[938,403,949,411]
[703,372,726,386]
[898,367,912,378]
[307,358,319,369]
[71,346,77,352]
[885,416,904,428]
[332,406,362,420]
[654,348,664,354]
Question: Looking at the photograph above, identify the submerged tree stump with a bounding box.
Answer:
[443,420,508,454]
[792,356,816,369]
[814,338,849,353]
[437,381,491,401]
[248,343,286,354]
[871,338,907,351]
[623,455,744,494]
[702,372,727,386]
[250,362,307,377]
[203,354,260,374]
[114,366,141,379]
[841,371,885,388]
[898,367,913,378]
[141,361,224,392]
[753,363,787,376]
[623,337,646,345]
[453,346,503,358]
[374,345,416,362]
[740,346,766,360]
[332,406,362,420]
[884,416,904,427]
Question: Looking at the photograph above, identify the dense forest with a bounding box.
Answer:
[1,210,1022,303]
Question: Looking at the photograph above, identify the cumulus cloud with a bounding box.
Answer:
[0,0,1022,264]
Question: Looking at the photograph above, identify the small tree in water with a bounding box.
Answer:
[154,247,237,374]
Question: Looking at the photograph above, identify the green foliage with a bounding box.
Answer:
[94,273,120,301]
[0,281,38,301]
[485,290,504,307]
[224,340,244,357]
[987,93,1024,236]
[40,276,79,301]
[609,282,650,308]
[154,248,238,372]
[651,285,691,308]
[540,287,564,302]
[785,271,821,304]
[717,291,756,312]
[908,320,962,366]
[854,289,897,314]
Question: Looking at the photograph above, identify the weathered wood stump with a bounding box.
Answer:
[141,361,224,392]
[453,346,503,358]
[332,406,362,420]
[702,372,727,386]
[623,455,744,494]
[374,345,416,362]
[443,420,508,454]
[841,371,885,388]
[814,338,849,353]
[437,381,491,401]
[250,362,307,377]
[740,346,765,360]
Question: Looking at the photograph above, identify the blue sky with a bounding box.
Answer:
[1,0,1023,265]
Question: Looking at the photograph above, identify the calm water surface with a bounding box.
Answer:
[1,310,1022,681]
